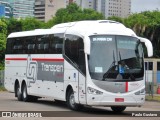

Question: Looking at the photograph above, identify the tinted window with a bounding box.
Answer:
[36,35,49,54]
[6,38,24,54]
[6,38,13,54]
[49,34,63,54]
[6,33,64,54]
[65,35,86,75]
[25,36,36,54]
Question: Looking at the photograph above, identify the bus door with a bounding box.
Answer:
[64,34,86,104]
[78,72,86,104]
[78,50,86,104]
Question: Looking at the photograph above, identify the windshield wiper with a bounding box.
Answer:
[102,50,116,80]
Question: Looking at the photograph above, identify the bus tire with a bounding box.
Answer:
[16,84,22,101]
[111,106,126,113]
[66,89,80,110]
[22,84,30,102]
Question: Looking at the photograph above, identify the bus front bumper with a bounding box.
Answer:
[86,94,145,107]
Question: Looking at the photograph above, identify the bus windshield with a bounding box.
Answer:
[88,35,144,81]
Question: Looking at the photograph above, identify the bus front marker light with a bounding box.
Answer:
[87,87,103,95]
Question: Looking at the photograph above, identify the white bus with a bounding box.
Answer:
[5,20,153,112]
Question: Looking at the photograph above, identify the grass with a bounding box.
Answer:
[0,85,6,91]
[146,95,160,102]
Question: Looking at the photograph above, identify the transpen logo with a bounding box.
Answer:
[26,55,38,83]
[41,63,63,73]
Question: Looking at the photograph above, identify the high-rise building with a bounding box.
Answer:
[34,0,131,22]
[66,0,95,9]
[13,0,35,18]
[0,0,13,18]
[34,0,45,21]
[95,0,131,18]
[66,0,131,18]
[34,0,66,22]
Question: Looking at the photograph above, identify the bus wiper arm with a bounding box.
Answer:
[102,50,116,80]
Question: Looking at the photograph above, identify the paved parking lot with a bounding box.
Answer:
[0,92,159,120]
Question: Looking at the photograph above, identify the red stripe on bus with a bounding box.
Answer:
[5,58,27,61]
[125,82,128,92]
[32,58,64,62]
[5,58,64,62]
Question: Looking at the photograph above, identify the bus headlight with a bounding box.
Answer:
[135,88,145,95]
[87,87,103,95]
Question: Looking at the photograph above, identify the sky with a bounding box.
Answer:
[131,0,160,13]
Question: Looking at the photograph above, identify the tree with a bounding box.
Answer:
[0,19,7,70]
[21,17,45,31]
[48,3,104,26]
[5,17,22,35]
[108,11,160,57]
[108,16,124,23]
[45,17,56,28]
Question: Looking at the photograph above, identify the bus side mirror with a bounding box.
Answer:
[139,37,153,57]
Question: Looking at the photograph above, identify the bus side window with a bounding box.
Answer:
[49,34,63,54]
[37,35,44,53]
[65,35,86,75]
[6,38,14,54]
[13,38,24,54]
[26,37,36,54]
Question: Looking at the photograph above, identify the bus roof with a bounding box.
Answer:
[7,29,53,38]
[57,20,137,37]
[8,20,137,38]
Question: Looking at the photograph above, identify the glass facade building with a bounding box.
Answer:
[0,0,13,18]
[13,0,35,18]
[0,5,5,17]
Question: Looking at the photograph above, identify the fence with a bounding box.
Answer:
[0,70,4,86]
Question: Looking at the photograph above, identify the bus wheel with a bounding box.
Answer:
[67,89,80,110]
[22,84,30,102]
[111,106,126,113]
[16,84,22,101]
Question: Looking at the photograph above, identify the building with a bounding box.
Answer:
[12,0,35,18]
[66,0,95,9]
[95,0,131,18]
[34,0,66,22]
[66,0,131,18]
[0,5,5,17]
[34,0,131,22]
[0,0,13,18]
